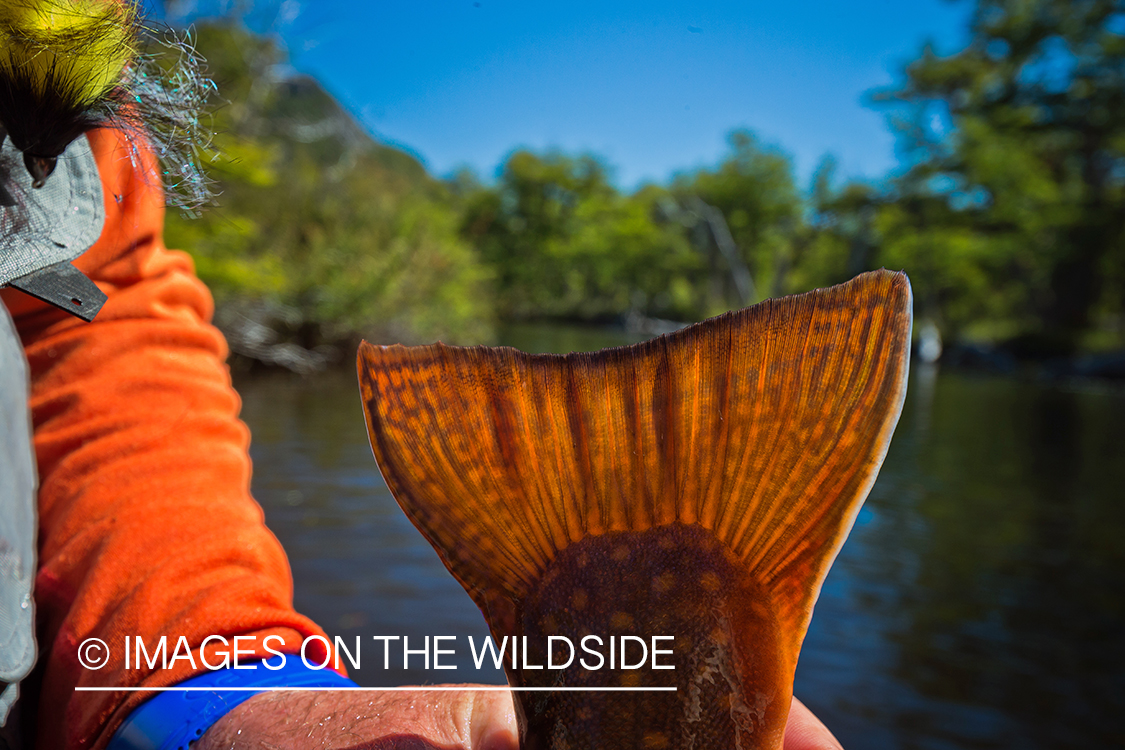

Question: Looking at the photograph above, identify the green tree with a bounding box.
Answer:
[792,155,883,294]
[673,130,804,302]
[875,0,1125,351]
[163,22,495,352]
[459,151,701,321]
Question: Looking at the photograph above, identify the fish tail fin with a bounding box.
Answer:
[358,270,912,656]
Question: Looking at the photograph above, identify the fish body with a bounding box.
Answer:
[507,523,788,749]
[358,270,913,749]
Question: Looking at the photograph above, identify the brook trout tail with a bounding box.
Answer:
[358,270,912,750]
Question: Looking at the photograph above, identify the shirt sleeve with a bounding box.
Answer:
[0,128,334,750]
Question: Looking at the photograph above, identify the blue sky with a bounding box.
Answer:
[163,0,973,189]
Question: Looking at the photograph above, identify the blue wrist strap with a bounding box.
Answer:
[106,657,358,750]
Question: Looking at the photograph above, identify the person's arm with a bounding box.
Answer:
[1,127,332,750]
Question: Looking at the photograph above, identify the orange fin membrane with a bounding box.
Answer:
[358,270,912,750]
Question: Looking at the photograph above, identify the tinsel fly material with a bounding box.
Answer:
[0,0,215,210]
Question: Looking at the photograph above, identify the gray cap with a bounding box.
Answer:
[0,134,108,321]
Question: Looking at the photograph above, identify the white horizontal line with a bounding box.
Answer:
[75,686,676,693]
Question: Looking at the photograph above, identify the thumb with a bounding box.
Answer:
[446,688,522,750]
[783,696,844,750]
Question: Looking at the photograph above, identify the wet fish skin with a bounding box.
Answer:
[510,524,788,750]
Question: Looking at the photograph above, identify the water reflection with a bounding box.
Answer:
[235,329,1125,747]
[800,369,1125,748]
[237,367,504,685]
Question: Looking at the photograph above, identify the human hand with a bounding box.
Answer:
[196,688,518,750]
[784,697,844,750]
[196,689,841,749]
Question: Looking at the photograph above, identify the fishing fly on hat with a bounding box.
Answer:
[0,0,213,321]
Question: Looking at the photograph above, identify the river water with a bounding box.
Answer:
[234,324,1125,749]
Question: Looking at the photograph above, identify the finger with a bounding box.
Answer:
[783,696,844,750]
[197,686,519,750]
[466,689,520,750]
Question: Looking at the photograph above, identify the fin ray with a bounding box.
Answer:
[358,270,912,655]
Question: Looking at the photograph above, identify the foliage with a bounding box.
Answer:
[672,130,803,301]
[163,22,495,348]
[458,151,702,321]
[162,3,1125,361]
[872,0,1125,351]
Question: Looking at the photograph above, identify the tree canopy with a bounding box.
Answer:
[163,2,1125,366]
[873,0,1125,352]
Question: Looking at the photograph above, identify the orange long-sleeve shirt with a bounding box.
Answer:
[1,129,331,749]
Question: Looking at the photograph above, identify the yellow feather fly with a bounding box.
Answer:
[0,0,136,105]
[0,0,138,185]
[0,0,212,208]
